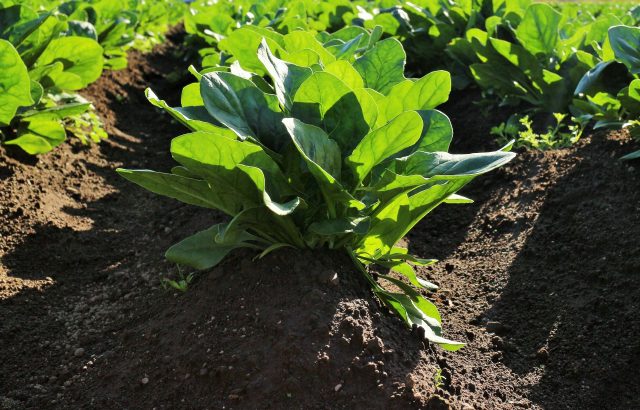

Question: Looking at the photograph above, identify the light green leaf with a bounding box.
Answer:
[5,117,65,155]
[283,30,336,65]
[292,71,351,123]
[515,3,563,56]
[283,118,365,211]
[347,111,423,184]
[257,39,312,110]
[34,36,104,90]
[181,83,204,106]
[380,71,451,123]
[116,169,229,211]
[444,193,474,204]
[218,26,285,75]
[166,224,253,270]
[323,60,364,90]
[414,110,453,153]
[354,38,406,95]
[0,39,33,126]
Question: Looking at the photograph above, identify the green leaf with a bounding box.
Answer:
[237,164,301,216]
[29,80,43,105]
[397,151,517,180]
[0,39,33,126]
[357,193,412,257]
[323,60,364,89]
[281,118,341,178]
[292,71,352,123]
[608,25,640,75]
[370,170,430,204]
[574,61,631,97]
[146,88,223,133]
[309,216,370,236]
[283,31,336,65]
[621,150,640,161]
[0,5,39,45]
[218,26,285,75]
[166,224,253,270]
[414,110,453,153]
[347,111,423,184]
[354,38,406,95]
[257,39,312,110]
[200,71,287,149]
[20,102,90,119]
[444,193,474,204]
[34,36,104,91]
[181,83,204,107]
[170,132,290,214]
[292,71,374,153]
[116,169,228,211]
[18,14,67,68]
[379,71,452,123]
[283,118,365,211]
[515,3,563,56]
[5,117,66,155]
[376,290,464,351]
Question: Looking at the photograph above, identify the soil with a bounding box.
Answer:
[1,30,639,410]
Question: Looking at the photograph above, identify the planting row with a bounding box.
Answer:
[2,0,639,346]
[0,0,183,154]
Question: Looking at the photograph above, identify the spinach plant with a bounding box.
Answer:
[119,31,515,349]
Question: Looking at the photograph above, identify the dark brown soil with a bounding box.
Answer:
[1,33,639,410]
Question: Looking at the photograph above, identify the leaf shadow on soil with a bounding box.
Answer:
[482,136,640,409]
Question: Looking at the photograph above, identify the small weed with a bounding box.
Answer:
[161,268,195,293]
[492,113,588,150]
[433,367,446,390]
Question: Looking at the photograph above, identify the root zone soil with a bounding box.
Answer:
[1,34,639,410]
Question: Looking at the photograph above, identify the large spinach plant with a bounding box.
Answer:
[119,31,515,349]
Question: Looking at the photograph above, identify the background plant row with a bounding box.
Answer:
[181,0,640,157]
[0,0,183,154]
